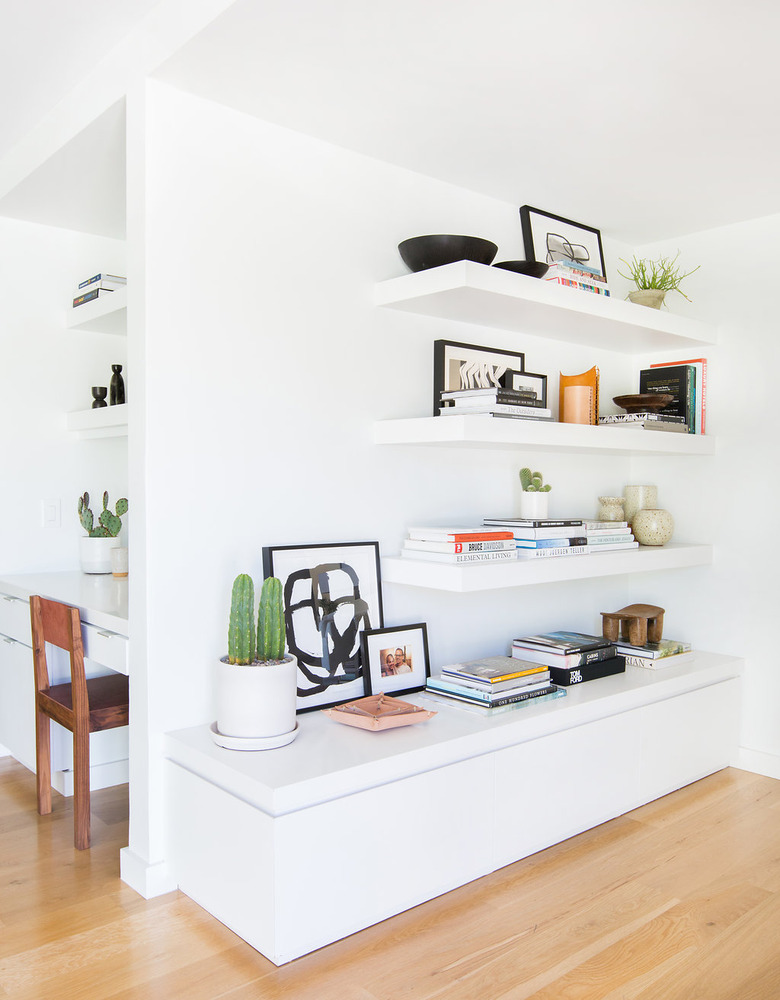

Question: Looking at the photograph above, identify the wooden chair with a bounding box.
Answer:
[30,596,129,850]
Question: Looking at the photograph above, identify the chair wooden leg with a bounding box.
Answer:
[73,725,91,850]
[35,709,52,816]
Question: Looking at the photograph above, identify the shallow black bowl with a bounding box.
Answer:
[492,260,549,279]
[398,235,498,272]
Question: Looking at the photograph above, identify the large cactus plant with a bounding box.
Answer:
[78,491,128,537]
[228,573,256,665]
[257,576,286,662]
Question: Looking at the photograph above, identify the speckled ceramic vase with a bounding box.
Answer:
[632,508,674,546]
[623,484,657,526]
[628,289,666,309]
[597,496,625,521]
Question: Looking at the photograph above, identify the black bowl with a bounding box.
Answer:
[493,260,549,279]
[398,235,498,272]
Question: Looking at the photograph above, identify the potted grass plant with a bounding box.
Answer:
[214,573,298,748]
[618,252,700,309]
[78,491,128,573]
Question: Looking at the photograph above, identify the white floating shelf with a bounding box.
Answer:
[66,403,128,438]
[382,543,713,593]
[374,415,715,456]
[375,262,716,353]
[66,287,127,335]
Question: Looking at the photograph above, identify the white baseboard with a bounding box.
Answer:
[52,758,129,797]
[733,747,780,780]
[120,847,178,899]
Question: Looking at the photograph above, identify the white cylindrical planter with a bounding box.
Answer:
[519,491,549,519]
[216,655,297,743]
[79,535,121,574]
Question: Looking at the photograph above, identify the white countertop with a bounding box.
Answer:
[165,652,743,818]
[0,571,128,633]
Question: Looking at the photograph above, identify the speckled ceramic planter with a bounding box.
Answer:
[632,508,674,546]
[628,289,666,309]
[623,484,658,526]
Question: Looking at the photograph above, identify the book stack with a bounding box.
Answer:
[544,260,611,296]
[402,526,519,565]
[647,358,707,434]
[438,386,552,421]
[425,655,565,711]
[639,360,707,434]
[511,630,625,686]
[614,638,694,669]
[580,519,638,552]
[72,272,127,308]
[598,412,688,433]
[482,517,589,559]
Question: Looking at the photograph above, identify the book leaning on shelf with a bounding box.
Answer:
[649,357,707,434]
[639,364,697,433]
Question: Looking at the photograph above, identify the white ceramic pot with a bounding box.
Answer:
[628,289,666,309]
[519,491,549,520]
[216,654,297,741]
[632,508,674,546]
[79,535,121,574]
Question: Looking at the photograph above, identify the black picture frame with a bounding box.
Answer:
[433,340,526,416]
[500,369,548,408]
[262,541,384,713]
[519,205,607,280]
[360,623,430,698]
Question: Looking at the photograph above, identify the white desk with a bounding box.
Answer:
[165,652,742,966]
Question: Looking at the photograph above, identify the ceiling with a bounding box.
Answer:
[2,0,778,246]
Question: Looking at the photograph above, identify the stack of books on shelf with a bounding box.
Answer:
[402,526,519,565]
[544,260,610,296]
[425,655,565,711]
[581,520,638,552]
[511,631,625,686]
[613,637,694,669]
[72,272,127,308]
[598,412,688,433]
[639,358,707,434]
[438,386,552,421]
[483,517,589,559]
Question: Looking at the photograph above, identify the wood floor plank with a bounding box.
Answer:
[1,759,780,1000]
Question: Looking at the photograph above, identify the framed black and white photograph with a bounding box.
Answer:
[263,541,384,712]
[500,369,548,408]
[360,623,430,697]
[519,205,606,280]
[433,340,526,416]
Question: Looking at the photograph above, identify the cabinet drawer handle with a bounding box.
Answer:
[2,595,18,602]
[2,636,15,645]
[97,630,117,639]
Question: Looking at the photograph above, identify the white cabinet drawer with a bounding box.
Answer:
[81,622,128,675]
[0,593,32,646]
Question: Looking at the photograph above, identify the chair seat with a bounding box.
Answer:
[40,673,129,732]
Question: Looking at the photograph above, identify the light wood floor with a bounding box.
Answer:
[2,759,780,999]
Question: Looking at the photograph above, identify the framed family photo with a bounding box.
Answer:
[262,541,384,712]
[360,623,430,697]
[519,205,607,280]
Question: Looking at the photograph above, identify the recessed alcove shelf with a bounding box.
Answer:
[375,261,717,352]
[374,415,715,456]
[66,287,127,335]
[382,542,712,593]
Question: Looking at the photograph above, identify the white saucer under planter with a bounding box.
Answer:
[210,721,298,751]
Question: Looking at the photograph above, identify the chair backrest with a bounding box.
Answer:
[30,596,89,717]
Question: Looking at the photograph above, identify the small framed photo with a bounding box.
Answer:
[500,369,548,408]
[433,340,526,416]
[263,541,384,712]
[519,205,607,280]
[361,623,430,697]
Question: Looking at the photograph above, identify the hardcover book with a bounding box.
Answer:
[511,644,618,669]
[403,538,517,554]
[639,364,696,433]
[516,545,589,559]
[614,638,693,659]
[513,631,613,653]
[407,527,514,542]
[515,536,588,548]
[483,518,584,528]
[441,655,548,683]
[400,548,517,564]
[650,357,707,434]
[426,674,552,702]
[548,655,626,686]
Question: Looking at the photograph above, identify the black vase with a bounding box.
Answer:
[91,386,108,409]
[110,364,125,405]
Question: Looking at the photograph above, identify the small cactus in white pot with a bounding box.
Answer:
[215,573,298,748]
[519,467,551,519]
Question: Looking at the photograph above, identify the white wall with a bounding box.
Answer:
[127,81,722,878]
[629,219,780,773]
[0,218,128,573]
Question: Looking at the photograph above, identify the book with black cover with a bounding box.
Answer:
[548,655,626,686]
[511,643,618,669]
[484,518,584,529]
[513,631,613,653]
[639,364,696,433]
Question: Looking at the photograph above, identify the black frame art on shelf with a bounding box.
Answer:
[501,369,548,408]
[262,541,384,713]
[433,339,526,416]
[360,622,431,698]
[519,205,607,280]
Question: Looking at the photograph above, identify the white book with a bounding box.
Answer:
[400,548,518,564]
[406,526,514,541]
[515,545,589,559]
[403,538,517,554]
[624,651,695,669]
[439,402,553,418]
[586,541,639,551]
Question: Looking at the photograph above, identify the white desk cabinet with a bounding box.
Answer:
[165,652,742,966]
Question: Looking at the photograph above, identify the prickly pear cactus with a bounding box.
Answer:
[257,576,286,662]
[228,574,256,665]
[78,491,128,536]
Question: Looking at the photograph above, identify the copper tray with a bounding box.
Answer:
[322,693,436,731]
